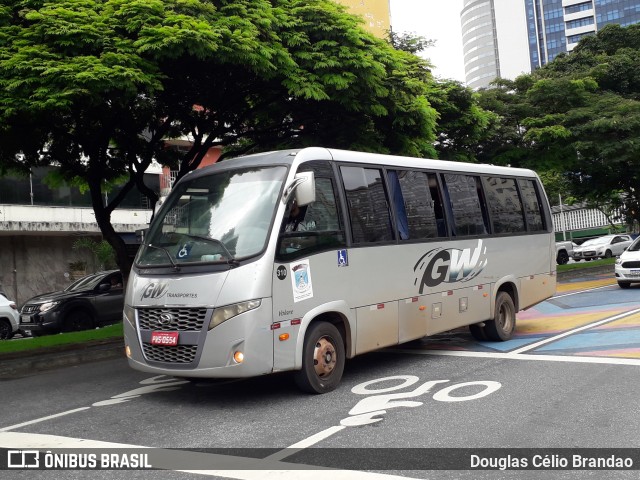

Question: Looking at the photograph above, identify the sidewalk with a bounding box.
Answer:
[0,265,614,380]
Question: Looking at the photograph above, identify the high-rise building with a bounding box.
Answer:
[334,0,391,39]
[461,0,531,89]
[526,0,640,70]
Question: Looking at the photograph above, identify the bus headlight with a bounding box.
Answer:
[124,304,136,327]
[209,299,261,330]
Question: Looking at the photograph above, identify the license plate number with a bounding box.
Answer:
[629,270,640,277]
[151,331,179,346]
[21,315,31,324]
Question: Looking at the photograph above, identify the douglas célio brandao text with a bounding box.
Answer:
[470,453,634,470]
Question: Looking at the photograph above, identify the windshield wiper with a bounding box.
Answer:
[146,244,181,271]
[181,234,239,267]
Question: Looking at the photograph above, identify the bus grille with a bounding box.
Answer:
[137,307,208,331]
[142,343,198,364]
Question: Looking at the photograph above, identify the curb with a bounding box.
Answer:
[0,267,614,379]
[556,264,612,281]
[0,338,124,380]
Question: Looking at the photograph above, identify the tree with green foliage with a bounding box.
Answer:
[427,79,496,162]
[388,31,495,163]
[476,24,640,226]
[0,0,439,279]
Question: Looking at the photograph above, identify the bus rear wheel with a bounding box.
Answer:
[294,321,345,394]
[484,292,516,341]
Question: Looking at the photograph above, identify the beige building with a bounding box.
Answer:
[334,0,391,38]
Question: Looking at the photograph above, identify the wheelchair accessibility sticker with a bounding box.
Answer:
[338,249,349,267]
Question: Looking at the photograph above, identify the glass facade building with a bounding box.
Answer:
[461,0,501,89]
[461,0,531,89]
[526,0,640,70]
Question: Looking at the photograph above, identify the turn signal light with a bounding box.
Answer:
[233,351,244,364]
[125,345,131,358]
[279,333,290,341]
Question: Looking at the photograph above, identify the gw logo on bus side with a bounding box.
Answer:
[140,282,169,301]
[414,239,488,293]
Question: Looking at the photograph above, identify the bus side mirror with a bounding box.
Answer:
[294,172,315,207]
[283,172,315,206]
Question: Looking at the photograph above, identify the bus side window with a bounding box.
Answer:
[276,173,345,261]
[388,169,445,240]
[341,166,394,244]
[442,173,489,237]
[518,179,546,232]
[482,176,526,234]
[428,174,448,237]
[281,177,339,233]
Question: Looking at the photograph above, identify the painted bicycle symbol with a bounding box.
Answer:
[340,375,501,427]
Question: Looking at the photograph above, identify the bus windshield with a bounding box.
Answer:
[137,166,287,267]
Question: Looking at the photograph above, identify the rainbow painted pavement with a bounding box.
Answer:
[399,270,640,360]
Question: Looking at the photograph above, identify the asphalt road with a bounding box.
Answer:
[2,268,640,479]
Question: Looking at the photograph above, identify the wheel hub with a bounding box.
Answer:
[313,336,336,378]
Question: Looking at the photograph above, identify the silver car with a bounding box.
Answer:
[573,234,633,261]
[0,292,20,340]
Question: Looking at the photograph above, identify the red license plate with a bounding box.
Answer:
[151,331,179,346]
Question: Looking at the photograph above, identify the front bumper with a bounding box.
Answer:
[574,251,599,260]
[615,266,640,283]
[18,310,62,335]
[124,298,275,379]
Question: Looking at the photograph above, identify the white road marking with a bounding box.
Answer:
[0,431,416,480]
[0,407,90,432]
[553,284,612,299]
[264,426,346,461]
[390,349,640,366]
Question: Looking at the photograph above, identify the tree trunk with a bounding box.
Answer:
[88,179,133,285]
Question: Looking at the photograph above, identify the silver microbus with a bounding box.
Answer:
[124,148,556,393]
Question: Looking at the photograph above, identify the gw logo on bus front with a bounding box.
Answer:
[140,282,169,301]
[414,240,488,293]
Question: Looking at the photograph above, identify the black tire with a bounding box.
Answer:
[604,250,613,259]
[0,319,14,340]
[469,323,487,341]
[294,322,345,394]
[618,282,631,289]
[62,309,94,332]
[484,292,516,341]
[556,251,569,265]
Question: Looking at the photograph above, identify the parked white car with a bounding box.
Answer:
[572,234,633,261]
[0,292,20,340]
[615,236,640,288]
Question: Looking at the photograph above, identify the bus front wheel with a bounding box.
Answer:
[484,292,516,341]
[294,321,345,394]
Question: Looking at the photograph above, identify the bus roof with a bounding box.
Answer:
[180,147,539,183]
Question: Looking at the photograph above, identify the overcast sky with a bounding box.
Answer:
[389,0,466,83]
